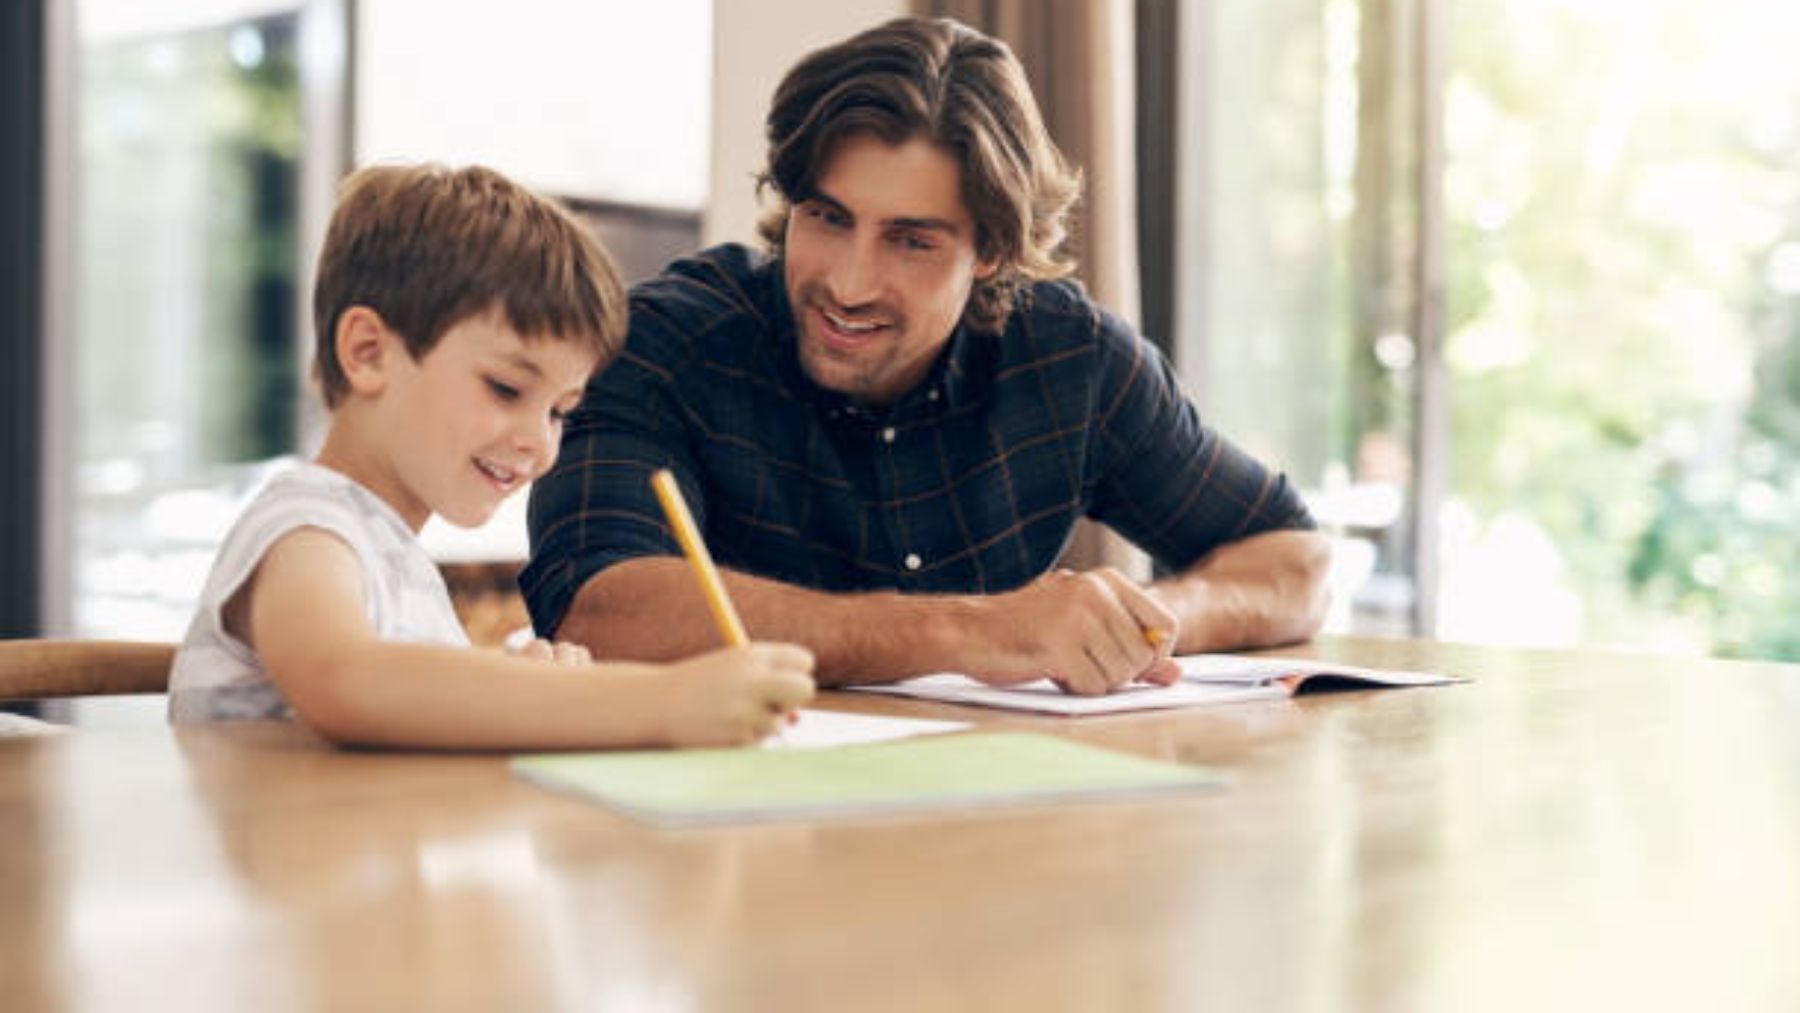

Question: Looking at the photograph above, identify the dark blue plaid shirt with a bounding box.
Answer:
[523,244,1314,636]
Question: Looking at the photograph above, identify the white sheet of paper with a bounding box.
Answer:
[1176,654,1457,687]
[762,708,972,749]
[848,674,1289,716]
[848,655,1463,717]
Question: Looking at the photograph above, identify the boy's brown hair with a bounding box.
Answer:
[312,164,627,407]
[756,16,1082,334]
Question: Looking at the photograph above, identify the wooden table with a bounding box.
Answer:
[5,636,1800,1011]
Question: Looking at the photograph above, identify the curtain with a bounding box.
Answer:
[917,0,1149,578]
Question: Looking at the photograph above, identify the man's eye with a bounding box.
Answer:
[486,378,520,401]
[898,233,936,252]
[806,205,848,228]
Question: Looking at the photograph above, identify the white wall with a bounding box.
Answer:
[356,0,711,209]
[357,0,905,233]
[703,0,905,246]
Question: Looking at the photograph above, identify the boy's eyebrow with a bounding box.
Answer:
[499,353,544,378]
[808,186,961,237]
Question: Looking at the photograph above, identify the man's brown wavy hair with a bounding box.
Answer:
[312,164,627,408]
[756,16,1082,334]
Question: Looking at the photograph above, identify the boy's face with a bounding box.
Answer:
[376,310,597,529]
[784,133,995,407]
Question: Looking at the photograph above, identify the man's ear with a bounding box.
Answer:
[974,257,1000,282]
[335,306,396,396]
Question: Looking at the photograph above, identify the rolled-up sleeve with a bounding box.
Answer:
[521,318,699,638]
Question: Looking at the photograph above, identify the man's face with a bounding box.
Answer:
[784,134,994,406]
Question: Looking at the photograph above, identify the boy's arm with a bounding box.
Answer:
[243,529,810,750]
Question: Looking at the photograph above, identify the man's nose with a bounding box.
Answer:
[825,233,881,307]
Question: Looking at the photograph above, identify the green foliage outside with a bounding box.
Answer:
[1447,0,1800,658]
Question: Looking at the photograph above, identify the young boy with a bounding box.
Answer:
[169,164,815,749]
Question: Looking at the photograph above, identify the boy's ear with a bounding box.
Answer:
[335,306,397,396]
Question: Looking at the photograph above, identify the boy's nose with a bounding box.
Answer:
[516,415,557,473]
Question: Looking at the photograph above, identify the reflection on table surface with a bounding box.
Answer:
[5,636,1800,1012]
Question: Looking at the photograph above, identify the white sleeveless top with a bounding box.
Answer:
[168,463,469,722]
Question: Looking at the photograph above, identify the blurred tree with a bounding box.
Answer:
[1446,0,1800,657]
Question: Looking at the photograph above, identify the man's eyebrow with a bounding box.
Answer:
[808,186,960,236]
[889,215,960,235]
[805,188,852,216]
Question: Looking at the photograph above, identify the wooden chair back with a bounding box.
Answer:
[0,639,176,702]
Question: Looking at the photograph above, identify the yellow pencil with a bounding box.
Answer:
[649,469,749,647]
[651,470,794,742]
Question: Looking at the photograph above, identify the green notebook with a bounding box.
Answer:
[512,732,1223,827]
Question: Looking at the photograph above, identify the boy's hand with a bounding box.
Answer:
[660,643,816,747]
[513,638,593,666]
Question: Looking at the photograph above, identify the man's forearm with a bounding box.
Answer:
[555,557,976,685]
[1150,529,1333,653]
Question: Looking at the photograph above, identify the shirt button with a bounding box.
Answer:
[881,426,896,444]
[927,388,940,402]
[903,553,922,571]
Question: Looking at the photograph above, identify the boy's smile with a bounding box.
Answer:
[473,457,525,494]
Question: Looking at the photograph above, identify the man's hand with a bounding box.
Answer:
[957,568,1181,696]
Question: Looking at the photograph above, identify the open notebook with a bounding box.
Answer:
[846,653,1465,717]
[513,732,1223,827]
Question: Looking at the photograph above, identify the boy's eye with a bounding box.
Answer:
[486,378,520,401]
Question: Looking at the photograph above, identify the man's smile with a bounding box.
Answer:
[823,308,884,333]
[812,303,894,351]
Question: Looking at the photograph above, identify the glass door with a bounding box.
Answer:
[46,0,347,638]
[1177,0,1800,660]
[1439,0,1800,656]
[1174,0,1427,637]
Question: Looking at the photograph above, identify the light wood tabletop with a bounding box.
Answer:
[4,636,1800,1012]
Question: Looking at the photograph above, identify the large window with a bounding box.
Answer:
[63,2,325,639]
[1440,0,1800,657]
[1178,0,1800,659]
[48,0,712,638]
[1175,0,1420,636]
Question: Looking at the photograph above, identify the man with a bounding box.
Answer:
[524,16,1330,695]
